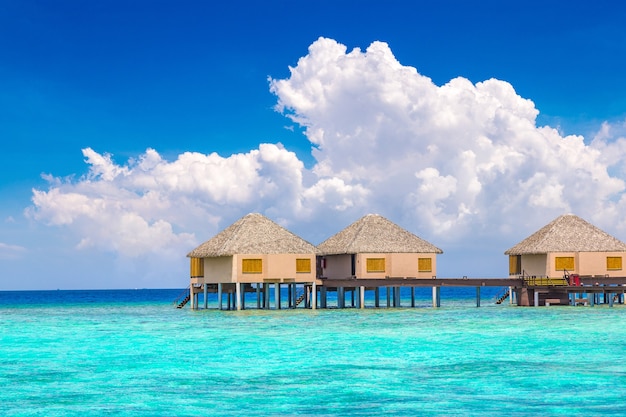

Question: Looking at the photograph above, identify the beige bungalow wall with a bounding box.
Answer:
[321,253,437,279]
[547,251,626,277]
[195,253,317,284]
[519,254,548,277]
[518,252,626,277]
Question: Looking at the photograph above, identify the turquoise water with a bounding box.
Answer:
[2,290,626,416]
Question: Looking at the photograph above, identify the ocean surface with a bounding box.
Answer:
[2,288,626,416]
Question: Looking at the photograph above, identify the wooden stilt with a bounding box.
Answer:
[312,282,317,310]
[263,283,270,309]
[256,284,261,309]
[338,287,344,308]
[203,283,208,309]
[386,287,391,308]
[411,287,415,308]
[476,286,481,307]
[374,287,380,308]
[589,292,595,307]
[359,286,365,309]
[275,283,281,310]
[432,286,440,308]
[217,283,223,310]
[236,282,242,311]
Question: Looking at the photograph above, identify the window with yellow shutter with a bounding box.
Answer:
[366,258,385,273]
[242,259,262,273]
[509,255,521,275]
[555,257,574,270]
[607,256,622,270]
[418,258,432,272]
[296,258,311,273]
[190,257,204,277]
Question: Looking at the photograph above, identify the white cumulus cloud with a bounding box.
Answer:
[270,37,626,239]
[26,37,626,281]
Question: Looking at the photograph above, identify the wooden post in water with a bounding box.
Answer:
[217,283,223,310]
[236,282,242,311]
[432,286,440,308]
[263,283,270,309]
[256,284,261,309]
[311,282,317,310]
[203,284,208,309]
[386,287,391,308]
[533,290,539,307]
[374,288,380,307]
[360,286,365,309]
[320,286,327,309]
[411,287,415,308]
[589,291,595,307]
[476,287,481,307]
[274,283,281,310]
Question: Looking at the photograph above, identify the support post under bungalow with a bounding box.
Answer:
[609,292,614,308]
[236,282,242,311]
[411,287,416,308]
[534,290,539,307]
[263,283,269,309]
[218,283,223,310]
[275,283,281,310]
[203,283,208,309]
[374,287,380,308]
[311,282,317,310]
[476,286,481,307]
[432,286,440,308]
[320,286,327,309]
[189,285,195,310]
[256,284,261,309]
[386,287,391,308]
[360,286,365,309]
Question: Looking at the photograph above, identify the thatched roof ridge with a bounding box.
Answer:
[317,214,443,255]
[505,214,626,255]
[187,213,317,257]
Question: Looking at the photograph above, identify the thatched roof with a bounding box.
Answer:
[317,214,443,255]
[187,213,317,258]
[505,214,626,255]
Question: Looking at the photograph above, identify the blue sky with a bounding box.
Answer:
[2,0,626,290]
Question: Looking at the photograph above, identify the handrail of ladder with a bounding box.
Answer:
[173,285,191,306]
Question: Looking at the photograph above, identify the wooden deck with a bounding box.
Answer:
[319,277,519,289]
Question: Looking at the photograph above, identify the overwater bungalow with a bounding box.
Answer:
[185,213,319,310]
[505,214,626,306]
[505,214,626,280]
[316,214,443,307]
[317,214,443,279]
